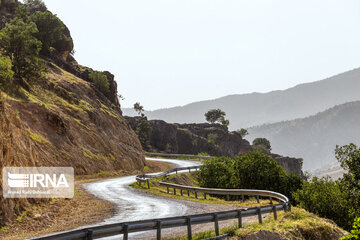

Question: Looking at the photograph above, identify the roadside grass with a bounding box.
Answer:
[162,207,347,240]
[130,172,273,208]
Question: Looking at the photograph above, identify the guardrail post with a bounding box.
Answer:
[226,195,229,201]
[213,213,219,236]
[176,170,178,174]
[156,220,162,240]
[147,179,150,189]
[283,203,288,212]
[195,191,198,198]
[189,168,191,173]
[242,195,245,201]
[187,217,192,240]
[237,210,242,228]
[181,189,183,196]
[86,229,93,240]
[270,197,273,205]
[167,187,169,194]
[174,188,176,195]
[256,195,260,203]
[123,224,128,240]
[187,190,190,196]
[257,207,262,224]
[288,202,292,212]
[272,205,277,220]
[204,193,206,199]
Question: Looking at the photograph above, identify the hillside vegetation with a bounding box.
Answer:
[0,0,144,226]
[248,101,360,170]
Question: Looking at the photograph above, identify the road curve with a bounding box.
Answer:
[83,158,201,239]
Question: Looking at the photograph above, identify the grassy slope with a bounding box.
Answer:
[164,207,346,240]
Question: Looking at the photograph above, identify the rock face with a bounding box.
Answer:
[0,1,145,226]
[125,117,252,157]
[125,117,302,175]
[0,66,145,226]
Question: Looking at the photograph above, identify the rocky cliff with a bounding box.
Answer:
[0,1,144,226]
[125,116,302,175]
[0,64,145,225]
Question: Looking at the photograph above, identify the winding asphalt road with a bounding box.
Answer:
[83,157,204,239]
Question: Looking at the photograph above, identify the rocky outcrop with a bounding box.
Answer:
[125,117,302,175]
[0,0,143,228]
[125,117,252,157]
[0,1,120,110]
[0,66,145,226]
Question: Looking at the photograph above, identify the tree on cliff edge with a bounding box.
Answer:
[0,17,46,88]
[134,102,145,117]
[252,137,272,153]
[205,109,230,127]
[205,109,225,124]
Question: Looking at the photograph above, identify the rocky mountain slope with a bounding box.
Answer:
[123,67,360,130]
[126,117,302,175]
[0,1,144,226]
[248,101,360,170]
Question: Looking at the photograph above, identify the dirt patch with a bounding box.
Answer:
[0,160,175,240]
[0,184,114,240]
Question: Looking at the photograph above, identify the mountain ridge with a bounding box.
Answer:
[248,100,360,170]
[123,67,360,129]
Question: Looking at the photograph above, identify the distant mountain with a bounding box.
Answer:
[123,68,360,129]
[247,101,360,170]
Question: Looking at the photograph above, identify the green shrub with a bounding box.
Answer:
[198,157,233,189]
[0,17,46,83]
[293,177,351,230]
[136,119,152,150]
[207,133,218,145]
[342,218,360,240]
[0,54,13,84]
[30,11,66,55]
[252,138,272,153]
[197,151,302,199]
[89,71,109,94]
[232,151,288,194]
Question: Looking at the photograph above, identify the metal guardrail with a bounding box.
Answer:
[145,152,213,159]
[33,166,291,240]
[33,204,289,240]
[136,166,200,189]
[159,182,289,203]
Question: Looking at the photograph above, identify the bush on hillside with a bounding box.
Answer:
[252,138,272,153]
[197,151,303,200]
[136,119,152,151]
[30,11,65,55]
[0,17,46,85]
[0,54,14,85]
[342,218,360,240]
[198,157,233,189]
[89,71,109,94]
[293,144,360,231]
[293,176,351,229]
[232,151,288,194]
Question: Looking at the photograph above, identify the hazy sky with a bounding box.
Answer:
[44,0,360,110]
